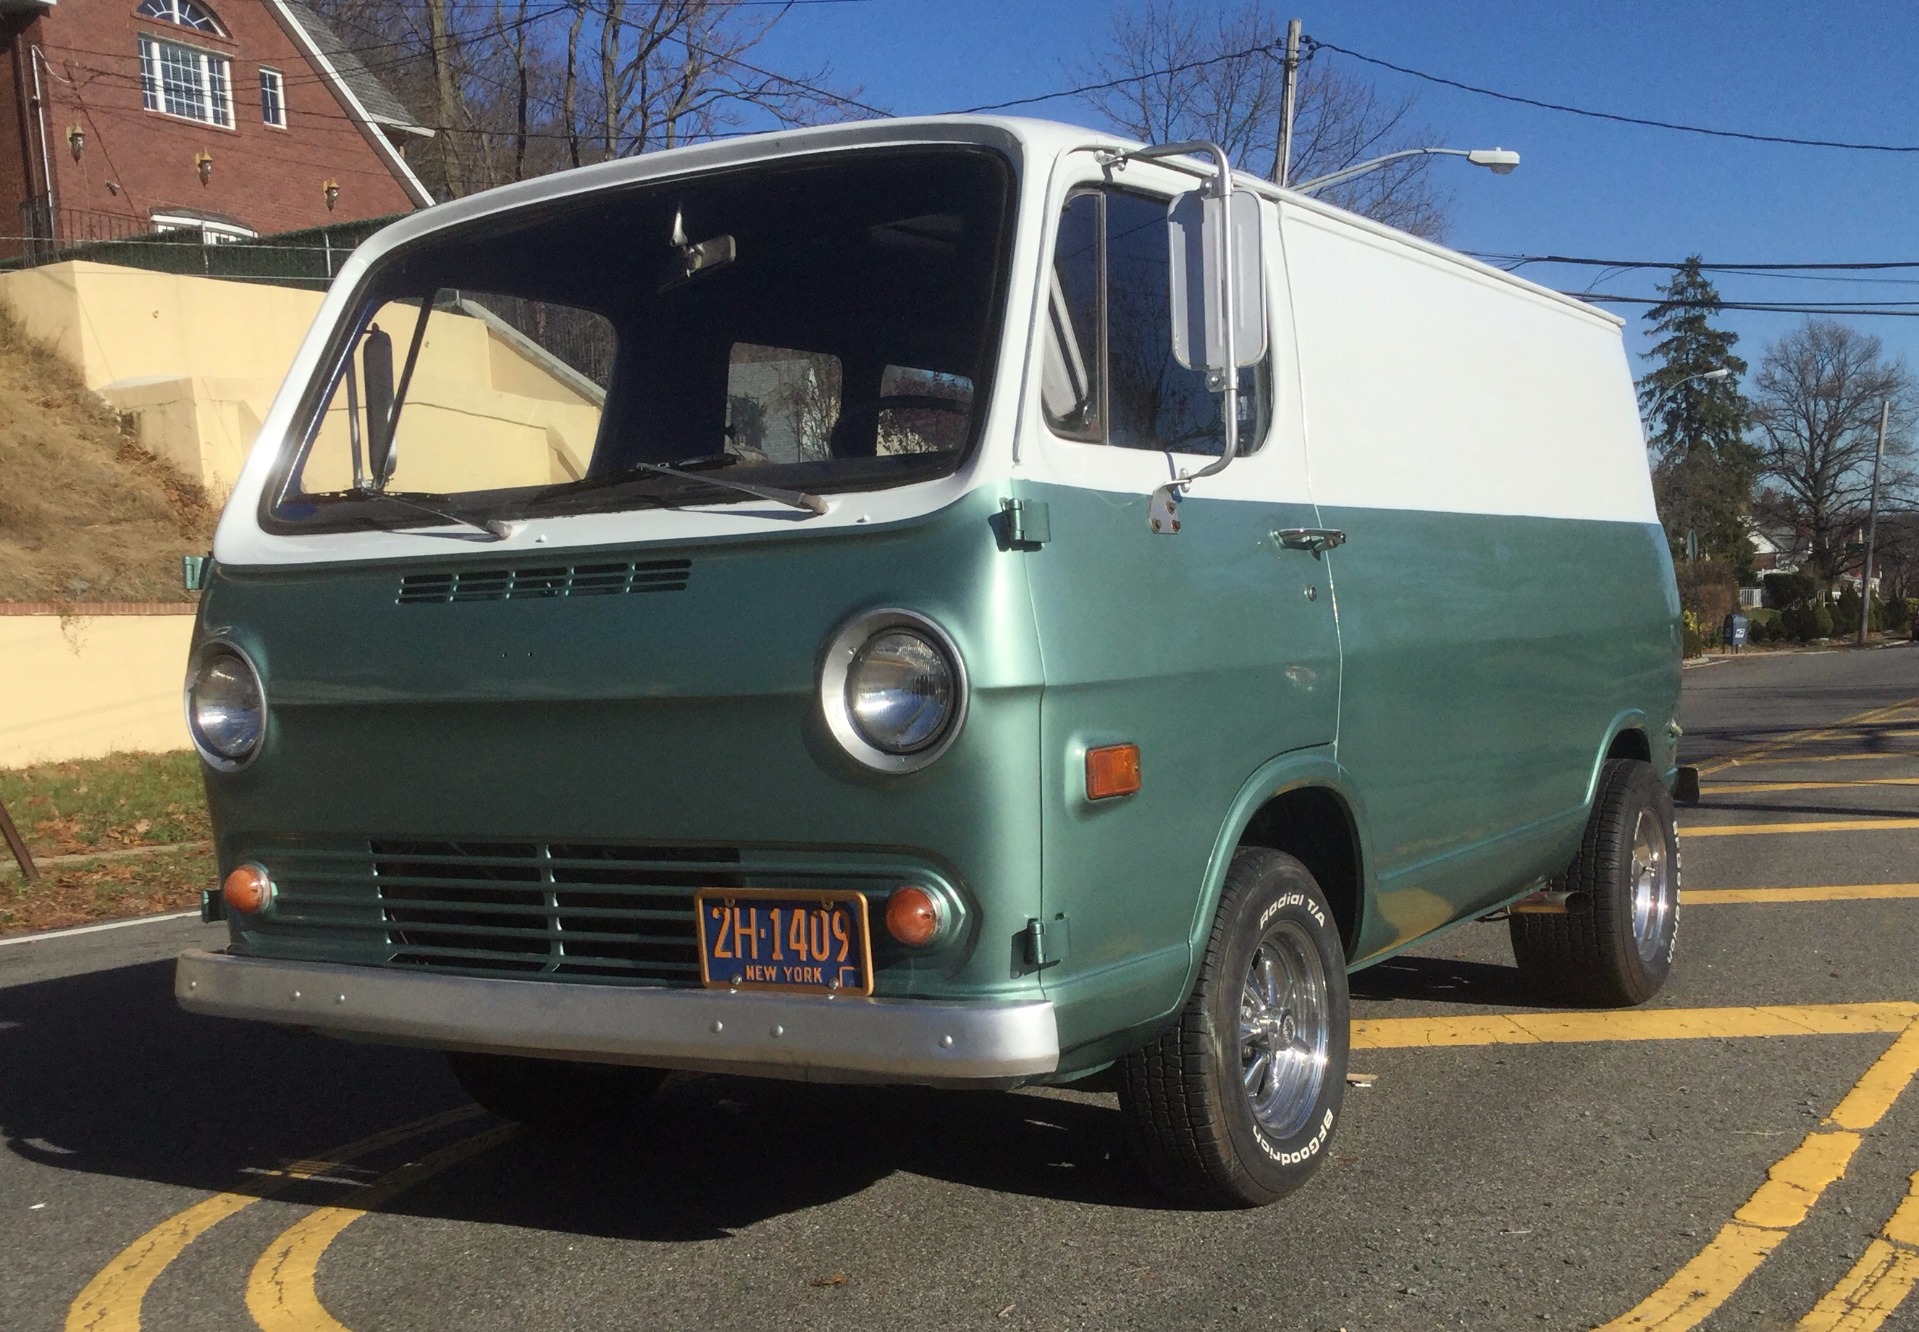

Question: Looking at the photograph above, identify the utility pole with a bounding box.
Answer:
[1273,18,1302,186]
[1858,397,1890,646]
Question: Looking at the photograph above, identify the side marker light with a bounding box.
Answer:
[1085,743,1142,800]
[885,885,941,947]
[223,863,274,914]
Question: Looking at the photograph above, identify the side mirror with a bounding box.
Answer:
[1167,187,1267,375]
[361,325,397,485]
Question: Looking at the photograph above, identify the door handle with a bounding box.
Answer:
[1274,528,1347,554]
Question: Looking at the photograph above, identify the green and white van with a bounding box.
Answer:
[177,116,1684,1207]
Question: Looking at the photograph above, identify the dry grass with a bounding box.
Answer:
[0,750,213,936]
[0,303,217,603]
[0,845,214,936]
[0,749,209,857]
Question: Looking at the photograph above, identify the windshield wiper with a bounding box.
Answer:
[529,462,826,516]
[354,491,513,540]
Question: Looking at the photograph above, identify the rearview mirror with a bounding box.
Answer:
[361,325,397,485]
[1167,187,1266,374]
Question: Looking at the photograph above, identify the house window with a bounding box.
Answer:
[135,0,226,34]
[139,34,234,127]
[259,67,285,127]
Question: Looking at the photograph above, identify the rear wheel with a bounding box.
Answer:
[1118,848,1348,1207]
[1511,758,1680,1006]
[446,1052,665,1130]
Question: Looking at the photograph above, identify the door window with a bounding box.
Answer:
[1042,188,1265,456]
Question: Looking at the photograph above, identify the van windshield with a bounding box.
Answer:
[267,148,1015,532]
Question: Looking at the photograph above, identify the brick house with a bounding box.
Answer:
[1,0,430,255]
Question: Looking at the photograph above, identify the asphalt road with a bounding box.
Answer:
[5,645,1919,1331]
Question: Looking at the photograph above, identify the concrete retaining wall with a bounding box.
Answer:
[0,606,195,767]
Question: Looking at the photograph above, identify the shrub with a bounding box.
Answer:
[1764,571,1820,611]
[1814,605,1834,639]
[1890,598,1917,633]
[1781,605,1818,641]
[1748,617,1770,644]
[1683,623,1704,657]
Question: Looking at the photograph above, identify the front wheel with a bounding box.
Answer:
[1510,758,1680,1007]
[1118,848,1349,1208]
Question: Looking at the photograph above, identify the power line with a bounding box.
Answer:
[1479,253,1919,273]
[1570,294,1919,318]
[947,36,1287,115]
[1308,38,1919,154]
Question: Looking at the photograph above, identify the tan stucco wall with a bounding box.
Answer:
[0,616,195,767]
[0,262,601,500]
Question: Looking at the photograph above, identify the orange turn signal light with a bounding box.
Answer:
[1085,743,1141,800]
[223,863,273,914]
[885,884,941,948]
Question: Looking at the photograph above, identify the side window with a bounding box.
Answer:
[878,365,972,454]
[1044,187,1264,456]
[726,343,841,463]
[1042,192,1102,439]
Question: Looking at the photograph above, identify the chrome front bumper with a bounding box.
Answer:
[175,950,1060,1087]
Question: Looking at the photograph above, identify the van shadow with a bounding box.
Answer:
[0,957,1157,1244]
[1349,954,1534,1008]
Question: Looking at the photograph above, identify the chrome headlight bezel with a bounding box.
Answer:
[820,608,969,774]
[185,638,266,771]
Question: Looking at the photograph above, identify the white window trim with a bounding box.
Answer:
[152,213,257,244]
[137,0,228,37]
[138,32,236,130]
[259,65,286,127]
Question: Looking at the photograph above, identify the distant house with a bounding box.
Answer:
[0,0,431,255]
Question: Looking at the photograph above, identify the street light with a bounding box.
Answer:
[1640,367,1731,420]
[1292,147,1520,196]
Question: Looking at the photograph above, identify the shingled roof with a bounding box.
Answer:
[272,0,433,138]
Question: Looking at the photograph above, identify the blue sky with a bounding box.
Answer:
[752,0,1919,381]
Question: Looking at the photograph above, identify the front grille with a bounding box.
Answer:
[372,840,736,980]
[240,840,949,987]
[397,559,691,604]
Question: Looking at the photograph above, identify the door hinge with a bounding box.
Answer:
[1025,914,1071,968]
[998,498,1051,550]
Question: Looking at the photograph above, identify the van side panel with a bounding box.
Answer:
[1279,204,1682,957]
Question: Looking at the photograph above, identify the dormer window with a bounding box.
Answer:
[136,0,226,35]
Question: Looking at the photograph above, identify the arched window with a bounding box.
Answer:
[135,0,225,35]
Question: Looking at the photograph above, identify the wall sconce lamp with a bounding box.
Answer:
[66,125,85,162]
[322,179,339,211]
[195,150,213,186]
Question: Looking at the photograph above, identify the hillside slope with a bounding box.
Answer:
[0,304,217,603]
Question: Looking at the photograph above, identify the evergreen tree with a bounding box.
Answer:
[1639,258,1757,574]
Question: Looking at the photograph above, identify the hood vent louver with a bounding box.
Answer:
[397,559,691,604]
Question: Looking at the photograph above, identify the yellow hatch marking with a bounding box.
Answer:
[66,1107,482,1332]
[1796,1167,1919,1329]
[1685,884,1919,904]
[246,1125,519,1332]
[1697,694,1919,774]
[1683,819,1919,838]
[1723,751,1914,767]
[1599,1021,1919,1331]
[1702,777,1919,794]
[1351,1002,1919,1050]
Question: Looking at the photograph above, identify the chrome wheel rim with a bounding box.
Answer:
[1238,918,1331,1139]
[1629,808,1674,963]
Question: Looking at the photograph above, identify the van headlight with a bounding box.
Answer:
[821,610,968,773]
[186,641,265,769]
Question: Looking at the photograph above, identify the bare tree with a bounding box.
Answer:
[1077,0,1447,238]
[1749,319,1914,580]
[306,0,872,199]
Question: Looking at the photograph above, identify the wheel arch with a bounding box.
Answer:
[1585,710,1659,805]
[1182,751,1373,999]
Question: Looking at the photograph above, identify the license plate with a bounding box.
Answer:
[695,889,873,996]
